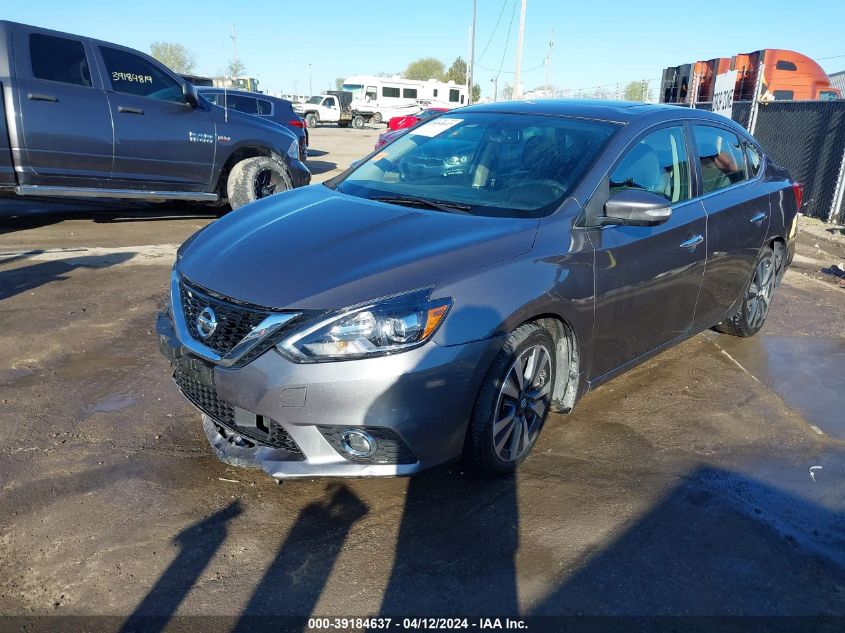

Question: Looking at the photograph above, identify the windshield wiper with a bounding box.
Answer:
[369,195,473,214]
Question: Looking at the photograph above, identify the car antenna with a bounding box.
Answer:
[224,84,228,123]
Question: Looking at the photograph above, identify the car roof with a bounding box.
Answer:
[461,99,735,126]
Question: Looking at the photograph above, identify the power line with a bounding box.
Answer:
[475,0,509,63]
[493,0,518,81]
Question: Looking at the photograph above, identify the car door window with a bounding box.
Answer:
[99,46,183,103]
[745,143,762,177]
[203,92,219,105]
[30,33,92,87]
[256,98,273,115]
[227,94,258,114]
[693,126,747,194]
[324,98,336,109]
[610,126,690,203]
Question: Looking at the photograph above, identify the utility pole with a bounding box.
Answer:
[308,63,313,97]
[468,0,477,104]
[543,32,554,96]
[512,0,527,100]
[491,76,498,102]
[230,23,238,78]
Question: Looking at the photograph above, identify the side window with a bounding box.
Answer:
[745,144,762,177]
[323,97,336,108]
[610,126,691,203]
[402,88,418,99]
[365,86,377,101]
[99,46,183,102]
[30,33,92,87]
[203,92,219,105]
[692,126,747,194]
[433,88,438,97]
[228,95,258,114]
[449,89,460,103]
[382,87,400,98]
[256,98,273,115]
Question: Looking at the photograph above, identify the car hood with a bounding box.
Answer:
[177,186,538,310]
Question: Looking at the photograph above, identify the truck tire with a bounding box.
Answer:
[372,112,383,125]
[305,113,318,128]
[352,115,365,129]
[226,156,292,210]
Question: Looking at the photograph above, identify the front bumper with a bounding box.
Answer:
[288,157,311,188]
[157,309,500,479]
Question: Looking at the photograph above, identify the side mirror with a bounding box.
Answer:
[600,189,672,226]
[183,82,199,108]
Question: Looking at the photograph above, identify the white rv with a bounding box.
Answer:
[341,75,468,124]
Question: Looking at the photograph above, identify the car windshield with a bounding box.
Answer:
[306,96,323,104]
[334,112,618,218]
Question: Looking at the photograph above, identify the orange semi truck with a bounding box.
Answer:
[661,49,841,103]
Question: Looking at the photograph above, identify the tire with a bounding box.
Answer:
[305,113,318,128]
[715,245,777,337]
[226,156,292,210]
[352,115,365,129]
[371,112,383,125]
[465,323,557,476]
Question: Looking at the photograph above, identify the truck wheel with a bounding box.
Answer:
[372,112,383,125]
[352,115,365,129]
[305,113,318,128]
[226,156,292,210]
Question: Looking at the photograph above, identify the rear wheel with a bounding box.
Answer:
[305,113,318,128]
[352,115,365,129]
[372,112,383,125]
[466,323,556,475]
[715,245,776,337]
[226,156,292,210]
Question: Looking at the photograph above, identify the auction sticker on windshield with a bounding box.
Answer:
[409,117,463,137]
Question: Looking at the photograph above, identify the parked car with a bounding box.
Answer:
[198,87,308,162]
[387,107,449,131]
[374,127,407,150]
[0,21,310,209]
[158,101,799,479]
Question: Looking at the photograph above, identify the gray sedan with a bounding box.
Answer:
[157,100,800,479]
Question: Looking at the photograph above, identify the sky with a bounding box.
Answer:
[5,0,845,99]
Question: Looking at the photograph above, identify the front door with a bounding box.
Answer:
[589,125,707,379]
[15,30,113,184]
[96,45,215,190]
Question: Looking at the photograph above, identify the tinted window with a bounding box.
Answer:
[403,88,418,99]
[776,60,797,71]
[693,126,747,193]
[256,98,273,115]
[100,46,183,102]
[610,126,690,203]
[383,87,400,98]
[449,89,460,102]
[336,113,617,218]
[745,144,762,177]
[203,92,219,105]
[225,94,258,114]
[433,89,438,97]
[30,33,91,87]
[772,90,794,101]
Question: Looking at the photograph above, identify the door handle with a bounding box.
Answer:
[679,235,704,250]
[28,93,58,103]
[750,211,768,224]
[118,106,144,115]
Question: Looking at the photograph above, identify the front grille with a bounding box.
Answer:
[174,369,302,456]
[179,278,270,356]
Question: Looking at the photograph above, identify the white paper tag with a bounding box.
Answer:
[409,117,463,138]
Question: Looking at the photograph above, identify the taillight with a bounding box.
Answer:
[290,119,305,128]
[791,181,804,212]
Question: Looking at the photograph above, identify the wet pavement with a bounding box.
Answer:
[1,125,844,629]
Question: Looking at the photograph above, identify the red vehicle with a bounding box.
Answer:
[387,107,448,131]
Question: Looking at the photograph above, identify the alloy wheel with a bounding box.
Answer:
[493,344,552,462]
[254,168,280,199]
[746,256,775,329]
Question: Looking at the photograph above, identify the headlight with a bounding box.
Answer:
[277,291,451,362]
[287,138,299,160]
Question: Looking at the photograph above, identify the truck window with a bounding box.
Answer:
[365,86,377,101]
[99,46,183,103]
[382,87,400,98]
[402,88,418,99]
[203,93,219,105]
[324,97,336,108]
[226,94,258,114]
[29,33,92,87]
[775,60,797,71]
[449,89,460,103]
[772,90,794,100]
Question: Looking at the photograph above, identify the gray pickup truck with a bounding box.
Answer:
[0,21,310,209]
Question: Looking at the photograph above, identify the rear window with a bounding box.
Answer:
[30,33,91,87]
[692,126,748,193]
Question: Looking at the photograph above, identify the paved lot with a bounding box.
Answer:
[1,123,844,628]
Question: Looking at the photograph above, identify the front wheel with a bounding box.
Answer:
[226,156,292,210]
[715,245,777,337]
[465,323,557,475]
[305,113,318,128]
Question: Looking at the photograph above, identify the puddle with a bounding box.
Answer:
[714,334,845,440]
[88,392,136,413]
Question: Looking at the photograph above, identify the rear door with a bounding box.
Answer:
[589,125,708,378]
[96,45,215,190]
[690,124,770,327]
[14,29,113,183]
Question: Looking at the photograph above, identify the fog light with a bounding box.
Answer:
[340,429,376,457]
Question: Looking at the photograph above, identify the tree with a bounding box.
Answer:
[150,42,195,74]
[446,57,467,84]
[624,79,649,102]
[404,57,445,81]
[227,58,246,78]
